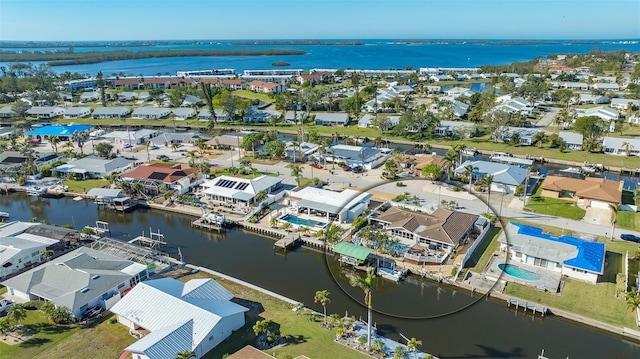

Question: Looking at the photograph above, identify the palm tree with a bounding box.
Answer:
[349,267,376,351]
[407,337,423,359]
[480,175,494,212]
[463,164,478,193]
[393,345,408,359]
[145,141,151,162]
[132,182,144,198]
[291,164,304,185]
[443,150,457,180]
[175,350,196,359]
[314,289,331,326]
[621,141,634,157]
[254,190,268,205]
[6,303,26,326]
[626,291,640,311]
[291,141,299,163]
[452,143,467,166]
[49,135,60,153]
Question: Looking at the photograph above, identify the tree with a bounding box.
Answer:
[371,115,391,135]
[96,71,107,106]
[175,350,196,359]
[393,345,408,359]
[290,164,304,185]
[263,139,286,159]
[533,131,546,147]
[324,224,343,244]
[421,163,443,181]
[50,306,74,324]
[463,164,478,193]
[407,337,423,359]
[255,190,268,204]
[480,175,494,212]
[6,303,26,326]
[49,135,60,153]
[200,81,219,124]
[552,89,574,109]
[573,116,604,152]
[240,132,262,155]
[252,319,280,345]
[621,141,635,157]
[314,290,331,326]
[349,267,376,351]
[168,88,187,108]
[94,142,114,158]
[517,75,548,108]
[625,291,640,312]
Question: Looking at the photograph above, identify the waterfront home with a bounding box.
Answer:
[25,106,65,119]
[357,114,400,129]
[172,107,197,120]
[610,98,640,110]
[151,132,201,147]
[0,228,60,279]
[243,108,281,123]
[493,126,540,146]
[576,106,620,123]
[317,144,391,169]
[201,175,283,208]
[314,112,350,126]
[248,80,287,93]
[52,156,135,179]
[92,107,131,119]
[286,187,372,223]
[122,163,198,194]
[111,277,248,359]
[63,107,92,119]
[454,160,528,194]
[332,242,374,267]
[285,141,319,162]
[602,136,640,156]
[284,110,307,124]
[1,247,148,320]
[0,151,29,175]
[498,222,605,284]
[80,91,100,103]
[206,134,242,149]
[26,124,93,141]
[86,188,126,204]
[593,83,621,91]
[433,120,477,138]
[578,94,609,105]
[132,107,171,120]
[0,127,18,140]
[103,129,159,145]
[370,206,480,263]
[558,131,584,150]
[0,106,15,118]
[540,175,622,208]
[198,109,231,121]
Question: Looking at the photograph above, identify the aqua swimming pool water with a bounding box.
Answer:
[498,263,540,281]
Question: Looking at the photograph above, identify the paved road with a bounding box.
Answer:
[536,105,560,130]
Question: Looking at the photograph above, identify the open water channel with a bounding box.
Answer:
[1,193,639,358]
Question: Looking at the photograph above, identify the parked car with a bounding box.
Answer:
[123,143,132,149]
[157,154,170,161]
[351,166,364,173]
[0,299,14,315]
[620,234,640,243]
[149,145,159,150]
[343,165,351,172]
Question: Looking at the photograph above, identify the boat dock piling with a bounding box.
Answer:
[191,217,226,232]
[508,298,547,316]
[274,234,301,250]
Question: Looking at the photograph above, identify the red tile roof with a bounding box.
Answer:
[122,163,197,183]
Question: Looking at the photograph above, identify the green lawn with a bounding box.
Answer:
[523,189,586,220]
[233,90,275,104]
[466,226,502,272]
[616,211,640,231]
[63,179,110,194]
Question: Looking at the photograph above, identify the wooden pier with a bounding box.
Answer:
[620,168,640,177]
[274,234,302,250]
[191,218,226,232]
[508,298,548,316]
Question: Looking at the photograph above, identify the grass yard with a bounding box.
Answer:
[176,271,370,359]
[466,226,502,272]
[523,189,586,220]
[63,179,110,194]
[233,90,275,104]
[616,211,640,231]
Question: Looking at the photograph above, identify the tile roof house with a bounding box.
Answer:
[1,247,148,319]
[540,175,623,208]
[454,160,529,194]
[122,163,198,194]
[110,277,248,359]
[498,222,605,284]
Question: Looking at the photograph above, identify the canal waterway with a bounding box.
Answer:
[1,193,639,358]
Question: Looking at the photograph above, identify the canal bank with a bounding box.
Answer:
[1,193,639,358]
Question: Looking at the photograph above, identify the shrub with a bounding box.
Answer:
[109,316,118,324]
[396,181,404,187]
[23,300,44,310]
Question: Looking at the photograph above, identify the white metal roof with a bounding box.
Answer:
[0,221,39,237]
[15,233,61,246]
[126,320,193,359]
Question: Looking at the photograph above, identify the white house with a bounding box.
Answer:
[593,83,621,91]
[493,96,535,115]
[498,222,605,284]
[110,277,248,359]
[0,234,58,279]
[172,107,197,120]
[26,106,65,119]
[53,156,135,179]
[314,112,350,126]
[80,91,100,103]
[132,107,171,120]
[242,109,281,123]
[284,111,307,124]
[286,188,372,223]
[610,98,640,110]
[494,126,540,146]
[576,106,620,124]
[0,106,15,118]
[198,109,230,122]
[317,144,391,170]
[201,175,283,207]
[92,107,131,119]
[558,131,584,150]
[1,247,148,319]
[63,107,92,119]
[357,114,399,129]
[602,136,640,156]
[434,120,477,138]
[103,129,159,145]
[247,80,286,93]
[454,160,528,194]
[578,94,609,105]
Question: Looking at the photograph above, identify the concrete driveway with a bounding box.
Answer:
[583,206,613,226]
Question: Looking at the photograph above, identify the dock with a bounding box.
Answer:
[620,168,640,177]
[191,217,226,232]
[274,234,301,250]
[508,298,548,316]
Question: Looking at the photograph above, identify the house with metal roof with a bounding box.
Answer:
[80,91,100,103]
[2,247,148,319]
[0,106,15,118]
[92,107,131,119]
[434,120,477,138]
[316,144,392,169]
[610,98,640,110]
[357,114,400,129]
[103,129,159,145]
[593,83,621,91]
[26,124,93,141]
[314,112,350,126]
[498,222,605,284]
[242,108,281,123]
[53,156,135,179]
[26,106,65,119]
[602,136,640,156]
[333,242,374,267]
[578,94,609,105]
[454,160,528,194]
[63,107,92,119]
[540,175,623,208]
[558,131,584,150]
[172,107,196,120]
[151,132,201,147]
[0,231,59,279]
[110,277,248,359]
[284,110,307,124]
[198,109,230,122]
[284,141,319,162]
[201,175,283,207]
[0,127,18,140]
[132,107,171,120]
[287,188,372,223]
[576,106,619,123]
[493,126,541,146]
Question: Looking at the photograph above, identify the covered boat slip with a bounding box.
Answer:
[333,242,374,267]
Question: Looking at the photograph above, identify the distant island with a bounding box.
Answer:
[0,39,364,48]
[234,40,364,46]
[0,49,307,66]
[271,61,290,66]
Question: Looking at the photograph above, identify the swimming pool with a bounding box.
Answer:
[280,214,327,228]
[498,263,540,281]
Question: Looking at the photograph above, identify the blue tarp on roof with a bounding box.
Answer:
[26,124,93,137]
[512,222,605,273]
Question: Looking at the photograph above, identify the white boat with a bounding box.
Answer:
[377,267,407,282]
[26,186,47,196]
[203,212,225,225]
[0,211,9,219]
[73,196,84,201]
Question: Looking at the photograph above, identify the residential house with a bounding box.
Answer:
[64,78,98,91]
[205,135,243,149]
[314,112,349,126]
[0,127,18,140]
[219,79,247,90]
[137,91,152,101]
[558,131,584,150]
[150,132,201,147]
[494,126,540,146]
[593,83,621,91]
[172,107,197,120]
[402,153,446,175]
[26,106,65,119]
[444,87,474,98]
[317,144,391,170]
[26,124,93,141]
[284,111,306,124]
[425,85,441,94]
[0,227,60,279]
[63,107,92,119]
[286,188,372,223]
[1,247,148,320]
[601,136,640,156]
[92,107,131,119]
[122,163,198,194]
[357,114,399,129]
[297,74,323,85]
[578,94,609,105]
[197,109,230,122]
[454,160,528,193]
[118,92,138,102]
[80,91,100,103]
[201,175,283,207]
[540,175,622,208]
[0,106,15,118]
[242,109,281,123]
[103,129,159,145]
[561,82,590,90]
[285,141,319,162]
[610,98,640,110]
[576,106,620,126]
[132,107,171,120]
[52,156,135,179]
[110,278,248,359]
[114,78,143,89]
[0,151,29,175]
[247,80,286,94]
[181,95,203,107]
[498,222,605,284]
[434,120,477,138]
[493,96,536,115]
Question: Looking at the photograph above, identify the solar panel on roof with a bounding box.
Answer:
[1,157,26,164]
[236,182,249,191]
[148,172,167,180]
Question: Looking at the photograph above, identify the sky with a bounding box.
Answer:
[1,0,639,41]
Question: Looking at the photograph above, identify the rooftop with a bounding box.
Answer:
[541,175,622,203]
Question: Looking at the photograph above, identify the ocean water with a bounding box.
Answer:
[1,39,640,76]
